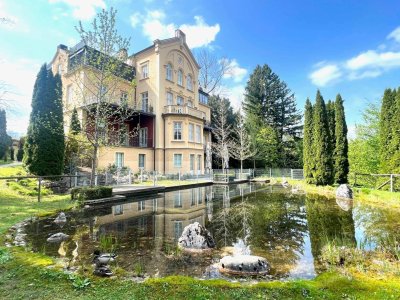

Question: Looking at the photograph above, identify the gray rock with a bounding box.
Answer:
[336,184,353,199]
[178,222,215,250]
[336,198,353,211]
[54,212,67,225]
[47,232,69,243]
[219,255,269,275]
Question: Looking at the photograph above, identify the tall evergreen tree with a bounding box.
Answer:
[379,88,396,172]
[334,94,349,183]
[387,88,400,173]
[16,137,24,162]
[0,109,12,160]
[24,65,65,175]
[303,98,314,183]
[326,100,336,152]
[70,107,81,134]
[312,90,333,185]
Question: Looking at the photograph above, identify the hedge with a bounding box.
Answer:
[71,186,112,202]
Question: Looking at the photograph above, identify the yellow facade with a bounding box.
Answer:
[50,30,211,174]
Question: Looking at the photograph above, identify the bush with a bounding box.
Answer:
[71,186,112,202]
[6,178,52,196]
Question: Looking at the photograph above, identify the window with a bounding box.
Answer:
[195,125,201,143]
[115,152,124,168]
[120,91,128,106]
[139,154,145,168]
[138,201,145,211]
[66,84,73,104]
[187,100,193,108]
[174,191,182,208]
[186,75,192,90]
[174,221,183,240]
[177,69,183,86]
[141,92,148,111]
[188,123,194,142]
[190,154,195,173]
[197,155,201,173]
[166,92,173,105]
[177,96,183,106]
[166,63,173,81]
[173,122,182,140]
[114,204,123,215]
[141,63,149,79]
[174,153,182,168]
[139,128,148,147]
[120,123,129,146]
[199,92,208,105]
[58,64,63,75]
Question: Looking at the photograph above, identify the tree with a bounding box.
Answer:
[326,100,336,155]
[70,107,81,134]
[379,88,396,172]
[0,109,12,160]
[334,94,349,183]
[73,8,137,184]
[386,88,400,173]
[312,90,333,185]
[16,137,24,162]
[231,109,256,173]
[24,65,65,175]
[303,98,314,183]
[195,49,232,94]
[243,64,302,167]
[256,125,280,167]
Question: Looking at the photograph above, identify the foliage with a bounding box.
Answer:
[69,107,81,134]
[243,64,302,168]
[0,109,12,160]
[9,146,14,161]
[71,186,112,202]
[303,98,314,183]
[24,65,65,176]
[16,137,25,162]
[334,94,349,184]
[68,274,91,290]
[0,247,12,264]
[99,234,118,253]
[255,125,280,167]
[379,88,396,172]
[7,178,52,196]
[312,90,333,185]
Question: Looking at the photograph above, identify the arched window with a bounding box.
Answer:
[186,74,192,90]
[177,69,183,86]
[166,63,173,81]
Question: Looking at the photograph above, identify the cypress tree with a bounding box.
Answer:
[0,109,12,160]
[334,94,349,183]
[70,107,81,134]
[379,88,396,172]
[326,100,336,152]
[387,88,400,172]
[16,137,24,162]
[312,90,333,185]
[24,65,64,175]
[303,98,314,183]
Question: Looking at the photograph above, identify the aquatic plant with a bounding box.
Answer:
[69,274,91,290]
[99,234,118,253]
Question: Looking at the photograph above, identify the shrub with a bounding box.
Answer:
[6,178,52,196]
[71,186,112,202]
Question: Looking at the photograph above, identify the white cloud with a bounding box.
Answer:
[222,84,245,110]
[0,1,30,32]
[388,26,400,43]
[309,64,342,87]
[49,0,106,21]
[223,59,247,83]
[133,10,220,48]
[346,50,400,70]
[348,70,382,80]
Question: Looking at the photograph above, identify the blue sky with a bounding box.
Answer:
[1,0,400,137]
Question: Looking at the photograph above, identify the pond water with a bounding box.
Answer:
[23,183,400,280]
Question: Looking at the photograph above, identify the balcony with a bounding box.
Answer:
[163,105,206,120]
[108,134,153,148]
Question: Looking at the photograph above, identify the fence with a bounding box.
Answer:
[353,173,400,192]
[253,168,304,180]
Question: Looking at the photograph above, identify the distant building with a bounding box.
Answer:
[49,30,211,174]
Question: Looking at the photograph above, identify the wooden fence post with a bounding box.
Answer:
[390,174,393,192]
[38,177,42,203]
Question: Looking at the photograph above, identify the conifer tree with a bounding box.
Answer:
[379,88,396,172]
[334,94,349,183]
[0,109,12,160]
[326,100,336,152]
[70,107,81,134]
[16,137,24,162]
[387,88,400,172]
[303,98,314,183]
[312,90,333,185]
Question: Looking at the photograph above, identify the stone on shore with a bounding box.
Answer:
[178,222,215,251]
[336,184,353,199]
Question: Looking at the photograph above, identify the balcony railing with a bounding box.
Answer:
[108,134,153,148]
[163,105,206,119]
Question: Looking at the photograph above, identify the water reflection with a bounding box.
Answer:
[23,183,400,280]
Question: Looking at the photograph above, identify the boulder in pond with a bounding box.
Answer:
[178,222,215,252]
[219,255,269,275]
[47,232,69,243]
[54,212,67,225]
[336,184,353,199]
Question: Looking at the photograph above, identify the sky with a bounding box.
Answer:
[1,0,400,138]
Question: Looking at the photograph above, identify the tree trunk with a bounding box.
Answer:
[90,144,98,186]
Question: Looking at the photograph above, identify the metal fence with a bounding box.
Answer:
[353,173,400,192]
[253,168,304,180]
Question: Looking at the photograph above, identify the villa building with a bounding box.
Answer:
[48,30,211,174]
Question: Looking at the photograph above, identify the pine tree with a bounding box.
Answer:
[0,109,12,160]
[24,65,65,175]
[70,107,81,134]
[334,94,349,183]
[379,88,396,172]
[16,137,24,162]
[387,88,400,173]
[303,98,314,183]
[312,90,333,185]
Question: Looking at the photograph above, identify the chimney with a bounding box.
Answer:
[175,29,186,44]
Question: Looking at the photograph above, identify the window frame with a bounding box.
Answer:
[141,91,149,111]
[177,69,183,86]
[138,153,145,168]
[188,123,194,142]
[173,153,183,168]
[166,92,173,105]
[186,74,193,91]
[166,63,173,81]
[141,62,149,79]
[115,152,124,168]
[195,125,201,143]
[173,122,182,140]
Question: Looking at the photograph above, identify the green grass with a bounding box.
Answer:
[1,167,400,299]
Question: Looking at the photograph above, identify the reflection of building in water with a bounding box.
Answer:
[94,187,207,247]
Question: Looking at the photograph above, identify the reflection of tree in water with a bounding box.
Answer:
[306,195,356,272]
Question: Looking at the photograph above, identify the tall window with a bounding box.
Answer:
[174,191,182,208]
[166,92,173,105]
[199,92,208,105]
[176,96,183,106]
[166,63,173,81]
[188,123,194,142]
[173,122,182,140]
[195,125,201,143]
[186,75,192,90]
[138,201,145,211]
[139,154,145,168]
[115,152,124,168]
[174,154,182,168]
[141,63,149,79]
[190,154,195,173]
[114,204,123,215]
[141,92,148,111]
[66,84,73,104]
[120,91,128,106]
[197,155,201,173]
[139,128,148,147]
[177,69,183,86]
[174,221,183,240]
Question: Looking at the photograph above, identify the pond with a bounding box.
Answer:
[23,183,400,280]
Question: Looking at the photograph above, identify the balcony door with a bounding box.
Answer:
[139,127,148,147]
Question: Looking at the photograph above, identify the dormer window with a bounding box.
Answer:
[177,69,183,86]
[166,63,173,81]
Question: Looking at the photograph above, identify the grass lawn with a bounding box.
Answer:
[1,167,400,299]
